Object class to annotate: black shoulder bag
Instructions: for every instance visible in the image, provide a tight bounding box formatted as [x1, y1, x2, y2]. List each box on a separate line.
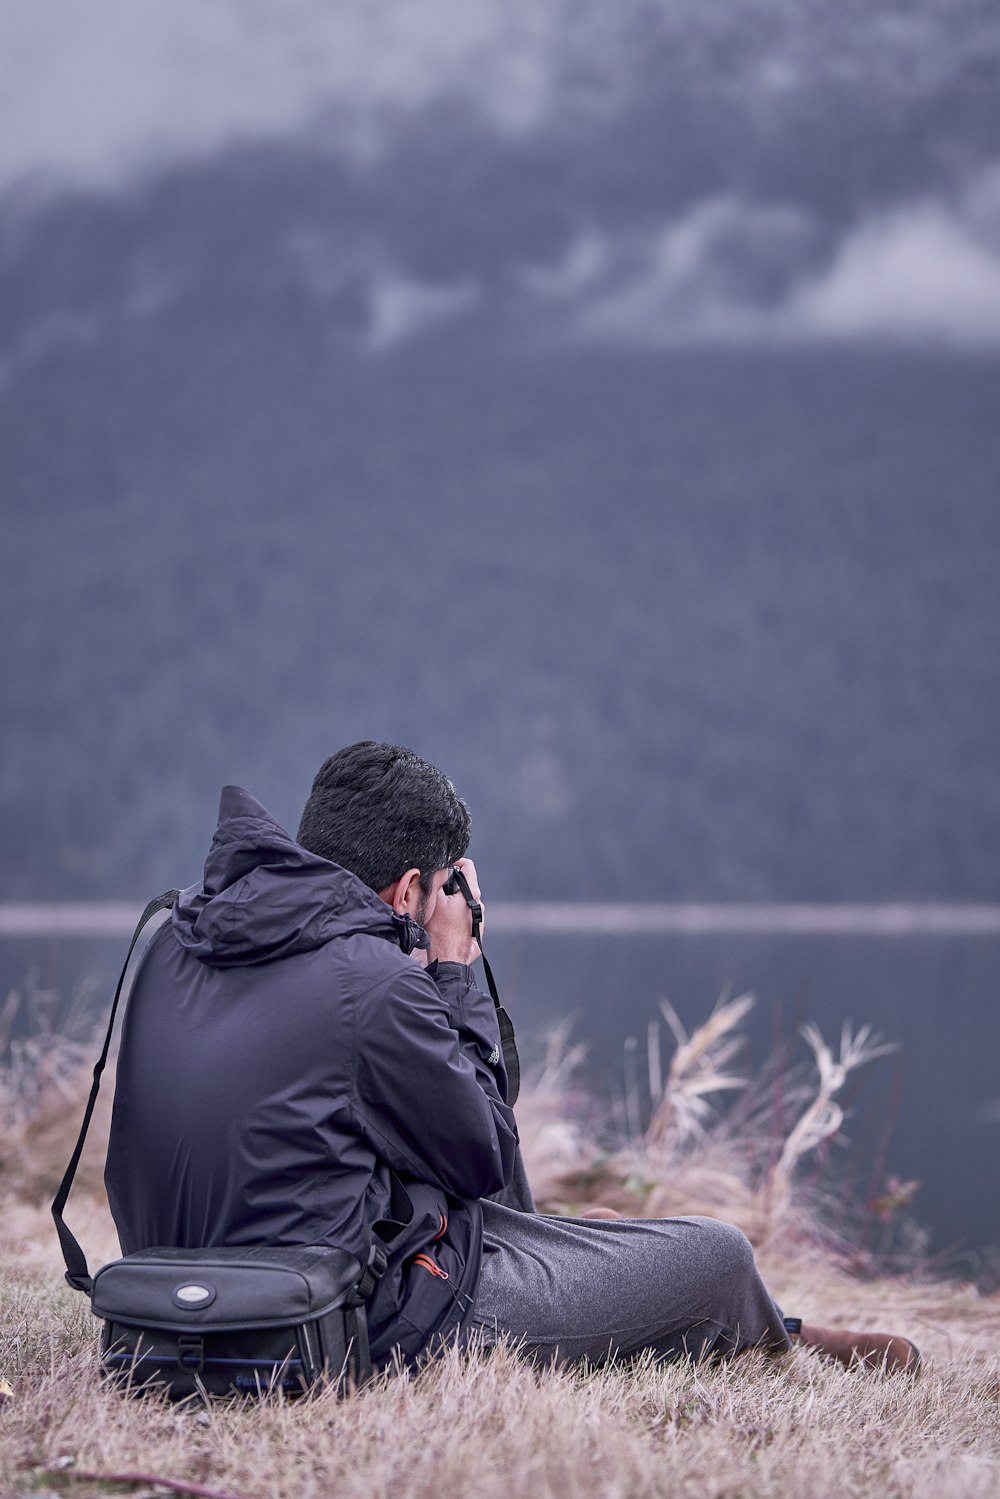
[52, 892, 400, 1400]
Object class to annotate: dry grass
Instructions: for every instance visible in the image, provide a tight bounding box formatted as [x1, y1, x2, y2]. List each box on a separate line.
[2, 1002, 999, 1499]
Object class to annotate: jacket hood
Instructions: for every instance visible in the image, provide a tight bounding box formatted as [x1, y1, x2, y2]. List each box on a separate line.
[172, 785, 427, 967]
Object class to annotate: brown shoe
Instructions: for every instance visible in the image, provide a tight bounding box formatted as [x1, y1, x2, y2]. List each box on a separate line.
[797, 1323, 921, 1374]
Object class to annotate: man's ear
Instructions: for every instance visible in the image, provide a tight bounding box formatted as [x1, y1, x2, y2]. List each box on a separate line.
[379, 867, 422, 916]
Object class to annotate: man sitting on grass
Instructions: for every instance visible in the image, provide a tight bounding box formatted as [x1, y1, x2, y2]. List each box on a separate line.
[105, 741, 919, 1376]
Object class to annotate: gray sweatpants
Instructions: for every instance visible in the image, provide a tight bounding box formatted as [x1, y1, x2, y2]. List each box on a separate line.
[468, 1200, 791, 1367]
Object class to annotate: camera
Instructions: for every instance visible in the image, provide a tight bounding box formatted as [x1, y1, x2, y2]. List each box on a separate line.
[443, 866, 480, 922]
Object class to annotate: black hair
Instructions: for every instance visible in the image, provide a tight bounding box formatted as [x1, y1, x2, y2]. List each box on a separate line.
[296, 741, 471, 893]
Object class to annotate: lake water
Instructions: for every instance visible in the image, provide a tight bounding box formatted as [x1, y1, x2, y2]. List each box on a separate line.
[488, 929, 999, 1272]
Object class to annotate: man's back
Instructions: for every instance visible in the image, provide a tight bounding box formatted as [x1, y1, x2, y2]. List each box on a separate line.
[107, 919, 388, 1256]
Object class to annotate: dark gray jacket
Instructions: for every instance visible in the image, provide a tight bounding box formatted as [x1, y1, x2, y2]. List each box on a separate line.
[104, 786, 520, 1367]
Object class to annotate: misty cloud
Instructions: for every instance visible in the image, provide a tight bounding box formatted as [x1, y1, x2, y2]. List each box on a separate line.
[366, 272, 480, 351]
[557, 199, 818, 343]
[3, 1, 1000, 197]
[783, 203, 1000, 347]
[519, 232, 610, 302]
[539, 181, 1000, 350]
[0, 0, 574, 194]
[5, 4, 1000, 354]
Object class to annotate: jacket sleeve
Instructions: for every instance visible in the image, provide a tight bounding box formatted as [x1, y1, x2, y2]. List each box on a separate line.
[351, 959, 519, 1200]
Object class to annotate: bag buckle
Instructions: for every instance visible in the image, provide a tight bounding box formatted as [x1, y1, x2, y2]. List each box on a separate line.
[353, 1241, 388, 1302]
[176, 1334, 205, 1372]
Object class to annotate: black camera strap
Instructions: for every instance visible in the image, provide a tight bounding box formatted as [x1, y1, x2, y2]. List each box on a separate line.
[53, 890, 180, 1293]
[445, 867, 520, 1106]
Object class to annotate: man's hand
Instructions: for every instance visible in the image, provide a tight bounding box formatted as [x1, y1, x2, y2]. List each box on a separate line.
[424, 857, 483, 967]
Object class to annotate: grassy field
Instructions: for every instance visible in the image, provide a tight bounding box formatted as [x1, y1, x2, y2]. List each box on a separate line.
[2, 1005, 998, 1499]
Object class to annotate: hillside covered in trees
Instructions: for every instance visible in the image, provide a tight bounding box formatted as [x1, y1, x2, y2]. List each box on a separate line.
[3, 286, 998, 906]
